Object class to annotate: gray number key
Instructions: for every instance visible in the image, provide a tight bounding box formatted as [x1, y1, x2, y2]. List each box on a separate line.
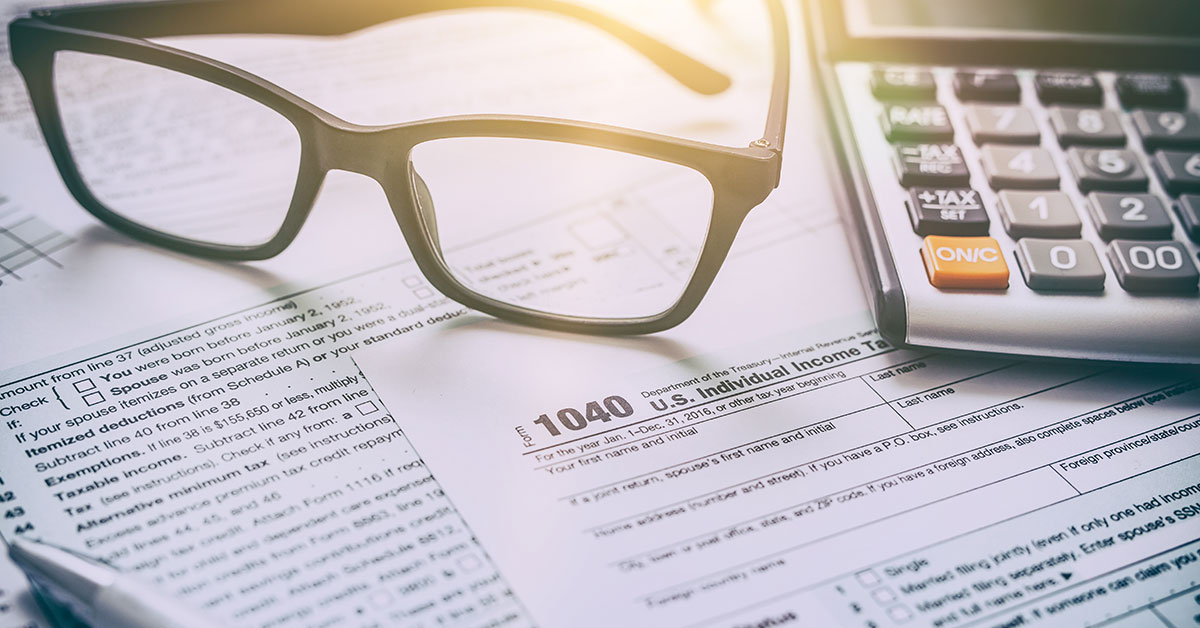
[1152, 150, 1200, 195]
[1016, 239, 1106, 291]
[1132, 110, 1200, 150]
[998, 190, 1081, 238]
[981, 146, 1059, 189]
[1178, 195, 1200, 243]
[1049, 107, 1125, 146]
[965, 106, 1039, 144]
[1086, 192, 1174, 240]
[1067, 148, 1148, 192]
[1106, 240, 1199, 293]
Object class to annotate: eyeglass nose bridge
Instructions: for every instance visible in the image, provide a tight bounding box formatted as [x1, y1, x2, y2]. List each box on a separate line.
[310, 119, 411, 184]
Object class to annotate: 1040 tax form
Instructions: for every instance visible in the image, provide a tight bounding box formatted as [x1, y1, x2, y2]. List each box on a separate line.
[356, 314, 1200, 628]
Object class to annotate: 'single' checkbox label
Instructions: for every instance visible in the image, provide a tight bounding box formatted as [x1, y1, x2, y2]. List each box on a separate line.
[73, 378, 96, 393]
[356, 401, 379, 415]
[82, 391, 105, 406]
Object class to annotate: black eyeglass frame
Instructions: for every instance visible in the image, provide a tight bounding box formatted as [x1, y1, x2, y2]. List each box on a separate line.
[9, 0, 790, 335]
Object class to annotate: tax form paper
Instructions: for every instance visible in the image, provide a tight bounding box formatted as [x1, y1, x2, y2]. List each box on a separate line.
[356, 314, 1200, 628]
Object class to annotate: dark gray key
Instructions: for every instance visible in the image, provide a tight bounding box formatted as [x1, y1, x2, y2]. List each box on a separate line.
[881, 104, 954, 141]
[872, 67, 935, 101]
[907, 188, 989, 235]
[955, 71, 1020, 102]
[1177, 195, 1200, 243]
[1067, 148, 1148, 192]
[1048, 107, 1125, 146]
[894, 143, 970, 187]
[1116, 74, 1186, 109]
[1107, 240, 1199, 293]
[981, 146, 1059, 189]
[965, 106, 1039, 144]
[1152, 150, 1200, 194]
[1086, 193, 1174, 240]
[998, 190, 1081, 238]
[1035, 72, 1102, 105]
[1016, 239, 1106, 291]
[1132, 110, 1200, 150]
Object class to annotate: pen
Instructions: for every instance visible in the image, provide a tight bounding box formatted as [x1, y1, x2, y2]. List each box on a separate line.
[8, 537, 223, 628]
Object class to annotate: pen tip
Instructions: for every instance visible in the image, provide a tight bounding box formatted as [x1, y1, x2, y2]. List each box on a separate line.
[7, 537, 113, 601]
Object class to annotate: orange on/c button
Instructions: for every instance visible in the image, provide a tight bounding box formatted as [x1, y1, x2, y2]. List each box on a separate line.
[921, 236, 1009, 289]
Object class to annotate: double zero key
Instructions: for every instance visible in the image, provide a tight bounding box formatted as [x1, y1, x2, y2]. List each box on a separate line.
[1107, 240, 1199, 293]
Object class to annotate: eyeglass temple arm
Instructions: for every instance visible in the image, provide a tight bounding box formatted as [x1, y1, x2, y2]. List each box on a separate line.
[759, 0, 789, 158]
[32, 0, 732, 96]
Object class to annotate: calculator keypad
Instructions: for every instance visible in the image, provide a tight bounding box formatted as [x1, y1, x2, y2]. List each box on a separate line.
[837, 61, 1200, 359]
[860, 63, 1200, 300]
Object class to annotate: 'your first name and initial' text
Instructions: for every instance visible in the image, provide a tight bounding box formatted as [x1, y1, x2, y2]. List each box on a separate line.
[0, 294, 469, 530]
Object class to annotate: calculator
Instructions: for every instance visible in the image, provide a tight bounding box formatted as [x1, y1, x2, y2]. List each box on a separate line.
[802, 0, 1200, 363]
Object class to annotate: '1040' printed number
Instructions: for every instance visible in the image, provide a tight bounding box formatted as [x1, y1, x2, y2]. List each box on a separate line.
[533, 396, 634, 437]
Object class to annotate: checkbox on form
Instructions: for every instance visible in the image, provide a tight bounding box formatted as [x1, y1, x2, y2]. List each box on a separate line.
[356, 400, 379, 415]
[855, 569, 881, 587]
[82, 392, 105, 406]
[73, 378, 96, 393]
[888, 606, 913, 623]
[457, 554, 482, 573]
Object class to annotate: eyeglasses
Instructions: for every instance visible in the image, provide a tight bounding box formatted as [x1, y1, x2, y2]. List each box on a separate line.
[10, 0, 789, 334]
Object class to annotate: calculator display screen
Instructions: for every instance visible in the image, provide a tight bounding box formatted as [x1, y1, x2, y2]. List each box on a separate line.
[845, 0, 1200, 41]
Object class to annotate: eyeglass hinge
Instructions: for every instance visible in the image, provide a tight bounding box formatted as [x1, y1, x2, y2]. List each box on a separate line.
[750, 138, 782, 155]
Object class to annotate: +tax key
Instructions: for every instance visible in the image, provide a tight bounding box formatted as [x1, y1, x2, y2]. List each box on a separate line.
[908, 187, 990, 236]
